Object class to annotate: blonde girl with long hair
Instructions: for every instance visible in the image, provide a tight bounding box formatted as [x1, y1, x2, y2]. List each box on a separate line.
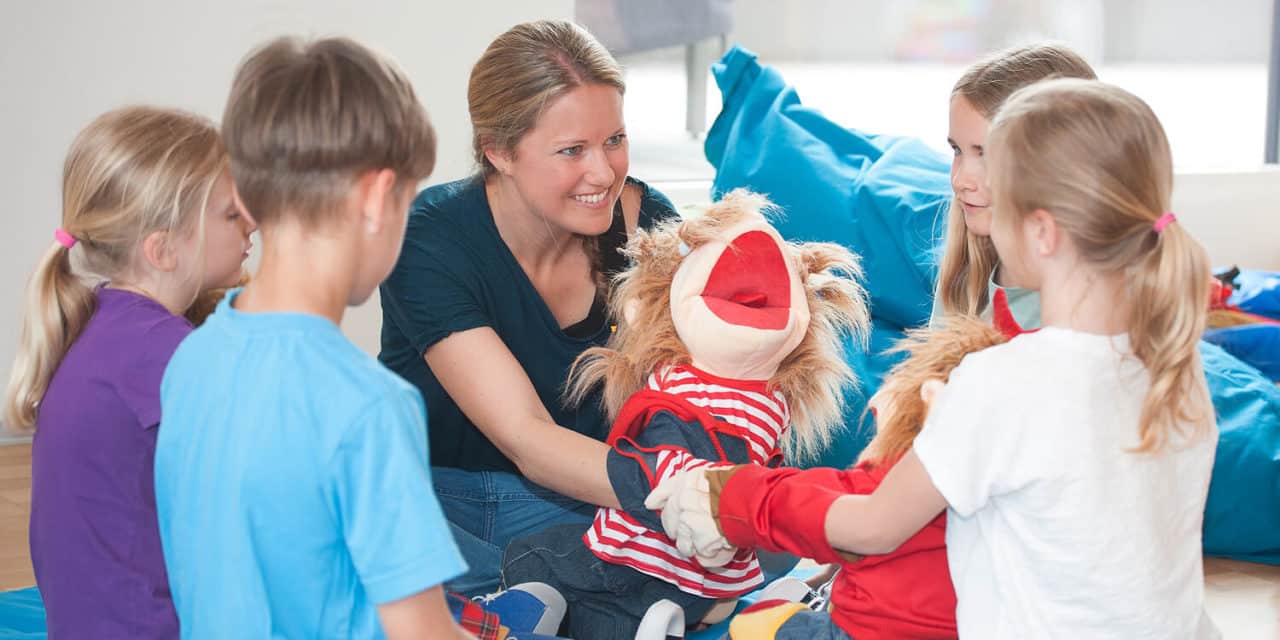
[931, 42, 1096, 325]
[3, 106, 253, 638]
[655, 79, 1220, 638]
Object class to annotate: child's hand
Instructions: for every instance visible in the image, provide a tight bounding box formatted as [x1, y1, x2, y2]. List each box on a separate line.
[645, 466, 738, 567]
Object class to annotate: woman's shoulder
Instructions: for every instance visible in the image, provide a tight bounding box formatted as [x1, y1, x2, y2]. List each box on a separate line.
[410, 176, 487, 222]
[624, 176, 678, 228]
[405, 176, 493, 243]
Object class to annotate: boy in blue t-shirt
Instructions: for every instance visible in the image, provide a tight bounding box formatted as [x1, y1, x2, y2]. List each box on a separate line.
[156, 36, 471, 639]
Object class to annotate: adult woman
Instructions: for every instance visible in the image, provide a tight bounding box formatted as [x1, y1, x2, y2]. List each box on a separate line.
[379, 19, 678, 595]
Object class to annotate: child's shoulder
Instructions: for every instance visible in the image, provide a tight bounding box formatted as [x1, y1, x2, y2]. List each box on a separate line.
[941, 330, 1068, 400]
[86, 289, 192, 360]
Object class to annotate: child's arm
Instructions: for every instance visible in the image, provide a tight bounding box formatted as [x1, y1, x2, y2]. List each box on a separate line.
[648, 463, 865, 564]
[377, 586, 475, 640]
[823, 450, 947, 555]
[426, 327, 621, 508]
[651, 453, 945, 560]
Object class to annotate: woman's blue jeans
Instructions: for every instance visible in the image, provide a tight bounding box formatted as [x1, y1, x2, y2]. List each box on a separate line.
[432, 466, 596, 597]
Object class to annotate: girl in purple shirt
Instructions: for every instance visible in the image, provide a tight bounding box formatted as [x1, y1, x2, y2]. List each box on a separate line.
[2, 106, 254, 638]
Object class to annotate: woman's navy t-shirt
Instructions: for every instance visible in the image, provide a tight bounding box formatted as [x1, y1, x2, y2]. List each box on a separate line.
[379, 176, 678, 473]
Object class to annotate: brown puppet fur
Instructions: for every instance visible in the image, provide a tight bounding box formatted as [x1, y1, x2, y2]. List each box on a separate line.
[857, 315, 1009, 465]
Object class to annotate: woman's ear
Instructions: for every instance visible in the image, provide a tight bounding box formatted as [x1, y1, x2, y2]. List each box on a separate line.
[141, 230, 178, 273]
[484, 145, 514, 177]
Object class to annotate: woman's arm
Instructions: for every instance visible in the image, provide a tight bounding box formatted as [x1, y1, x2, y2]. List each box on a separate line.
[824, 450, 947, 555]
[426, 327, 620, 509]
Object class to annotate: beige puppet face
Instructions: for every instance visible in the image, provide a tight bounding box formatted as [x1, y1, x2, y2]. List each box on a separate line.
[668, 218, 809, 381]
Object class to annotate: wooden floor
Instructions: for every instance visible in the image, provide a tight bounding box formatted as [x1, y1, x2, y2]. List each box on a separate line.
[0, 443, 1277, 636]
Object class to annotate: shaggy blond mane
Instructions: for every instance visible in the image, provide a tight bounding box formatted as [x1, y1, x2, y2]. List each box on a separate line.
[565, 190, 870, 462]
[857, 316, 1008, 465]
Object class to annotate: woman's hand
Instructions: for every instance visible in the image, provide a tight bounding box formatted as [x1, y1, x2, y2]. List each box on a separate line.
[645, 466, 739, 567]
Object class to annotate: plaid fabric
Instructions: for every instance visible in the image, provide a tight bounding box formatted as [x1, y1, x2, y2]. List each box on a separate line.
[447, 592, 507, 640]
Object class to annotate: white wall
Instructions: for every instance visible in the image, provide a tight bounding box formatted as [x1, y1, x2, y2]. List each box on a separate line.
[728, 0, 1272, 63]
[0, 0, 572, 435]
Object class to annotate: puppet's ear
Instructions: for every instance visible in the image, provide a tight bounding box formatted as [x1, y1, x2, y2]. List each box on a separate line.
[920, 379, 945, 410]
[623, 298, 639, 325]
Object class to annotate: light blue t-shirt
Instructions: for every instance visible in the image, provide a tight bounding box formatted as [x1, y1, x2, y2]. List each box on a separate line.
[156, 290, 465, 639]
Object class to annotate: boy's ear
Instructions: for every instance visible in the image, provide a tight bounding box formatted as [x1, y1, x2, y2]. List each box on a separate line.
[141, 230, 178, 273]
[357, 168, 399, 234]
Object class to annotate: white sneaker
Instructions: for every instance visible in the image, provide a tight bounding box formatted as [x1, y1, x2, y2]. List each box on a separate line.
[635, 598, 685, 639]
[757, 576, 829, 612]
[475, 581, 567, 635]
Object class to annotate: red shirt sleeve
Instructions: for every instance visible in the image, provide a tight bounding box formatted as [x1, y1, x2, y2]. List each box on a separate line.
[716, 462, 886, 565]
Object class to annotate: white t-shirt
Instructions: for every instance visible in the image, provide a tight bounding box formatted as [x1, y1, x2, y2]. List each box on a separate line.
[914, 328, 1220, 639]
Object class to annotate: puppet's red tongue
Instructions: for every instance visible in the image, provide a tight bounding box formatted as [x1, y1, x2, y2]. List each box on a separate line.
[701, 230, 791, 330]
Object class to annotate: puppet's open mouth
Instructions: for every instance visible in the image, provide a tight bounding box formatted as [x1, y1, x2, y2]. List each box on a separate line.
[700, 230, 792, 330]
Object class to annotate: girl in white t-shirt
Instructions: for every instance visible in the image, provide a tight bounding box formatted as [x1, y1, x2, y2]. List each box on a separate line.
[652, 78, 1220, 638]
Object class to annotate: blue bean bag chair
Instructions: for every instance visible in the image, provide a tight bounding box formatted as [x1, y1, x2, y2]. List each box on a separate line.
[0, 587, 45, 639]
[1228, 269, 1280, 319]
[705, 44, 1280, 564]
[705, 44, 951, 470]
[1204, 324, 1280, 382]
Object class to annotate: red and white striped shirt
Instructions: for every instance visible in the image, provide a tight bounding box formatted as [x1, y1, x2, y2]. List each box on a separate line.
[584, 364, 790, 598]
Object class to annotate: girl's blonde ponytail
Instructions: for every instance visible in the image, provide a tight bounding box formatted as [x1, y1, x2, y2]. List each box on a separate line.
[3, 243, 95, 429]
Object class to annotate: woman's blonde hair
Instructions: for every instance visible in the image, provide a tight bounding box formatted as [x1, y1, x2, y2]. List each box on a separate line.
[3, 107, 226, 430]
[987, 78, 1213, 452]
[936, 43, 1096, 316]
[468, 19, 624, 177]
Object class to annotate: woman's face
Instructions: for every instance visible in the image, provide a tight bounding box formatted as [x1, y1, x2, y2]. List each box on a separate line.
[948, 95, 993, 236]
[491, 83, 629, 237]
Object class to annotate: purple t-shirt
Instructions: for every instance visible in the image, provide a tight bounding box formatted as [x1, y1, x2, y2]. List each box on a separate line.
[30, 288, 191, 638]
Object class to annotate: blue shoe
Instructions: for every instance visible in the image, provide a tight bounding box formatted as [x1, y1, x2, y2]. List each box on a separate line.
[475, 581, 566, 635]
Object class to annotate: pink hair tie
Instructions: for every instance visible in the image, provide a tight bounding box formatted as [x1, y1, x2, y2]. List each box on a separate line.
[1153, 212, 1177, 233]
[54, 228, 77, 249]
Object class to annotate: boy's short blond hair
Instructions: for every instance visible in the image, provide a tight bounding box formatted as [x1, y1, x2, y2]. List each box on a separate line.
[223, 36, 435, 226]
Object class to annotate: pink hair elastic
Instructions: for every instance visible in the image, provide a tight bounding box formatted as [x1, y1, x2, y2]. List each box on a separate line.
[1153, 212, 1177, 233]
[54, 228, 77, 249]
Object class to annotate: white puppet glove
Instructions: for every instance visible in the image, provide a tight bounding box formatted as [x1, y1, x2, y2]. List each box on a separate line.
[645, 466, 738, 568]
